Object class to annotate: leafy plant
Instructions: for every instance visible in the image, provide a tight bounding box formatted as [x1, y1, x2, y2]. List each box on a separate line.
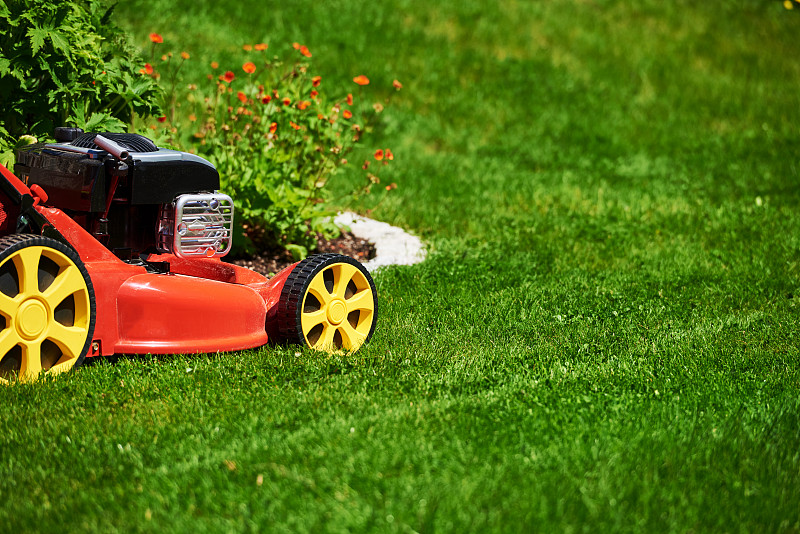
[0, 0, 161, 164]
[142, 39, 400, 257]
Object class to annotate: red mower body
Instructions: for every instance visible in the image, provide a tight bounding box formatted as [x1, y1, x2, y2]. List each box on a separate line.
[0, 130, 377, 381]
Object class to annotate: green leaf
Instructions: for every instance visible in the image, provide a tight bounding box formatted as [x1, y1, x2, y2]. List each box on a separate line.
[284, 244, 308, 261]
[27, 26, 48, 54]
[82, 112, 126, 132]
[0, 149, 15, 168]
[49, 31, 70, 54]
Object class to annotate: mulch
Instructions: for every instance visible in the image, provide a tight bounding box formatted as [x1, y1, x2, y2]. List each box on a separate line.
[226, 231, 375, 276]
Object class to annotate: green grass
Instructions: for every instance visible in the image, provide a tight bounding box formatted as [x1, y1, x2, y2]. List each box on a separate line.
[2, 0, 800, 532]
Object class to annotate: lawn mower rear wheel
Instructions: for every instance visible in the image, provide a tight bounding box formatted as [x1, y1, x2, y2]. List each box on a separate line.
[0, 234, 96, 383]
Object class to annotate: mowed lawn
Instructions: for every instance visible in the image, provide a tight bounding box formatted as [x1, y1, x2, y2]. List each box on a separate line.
[1, 1, 799, 532]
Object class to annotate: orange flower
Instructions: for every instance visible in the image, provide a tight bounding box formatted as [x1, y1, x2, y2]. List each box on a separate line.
[290, 121, 301, 130]
[188, 114, 197, 122]
[220, 71, 235, 83]
[157, 115, 167, 123]
[353, 75, 370, 86]
[310, 90, 319, 99]
[269, 122, 278, 133]
[140, 63, 154, 75]
[312, 76, 322, 87]
[385, 149, 394, 160]
[243, 62, 256, 74]
[243, 44, 253, 51]
[374, 149, 384, 161]
[300, 45, 312, 57]
[211, 61, 219, 69]
[149, 33, 163, 44]
[342, 110, 353, 119]
[292, 42, 301, 50]
[346, 93, 353, 106]
[254, 43, 268, 51]
[393, 79, 403, 90]
[181, 51, 190, 60]
[282, 97, 291, 106]
[262, 95, 272, 104]
[317, 114, 325, 120]
[298, 100, 310, 110]
[237, 91, 247, 103]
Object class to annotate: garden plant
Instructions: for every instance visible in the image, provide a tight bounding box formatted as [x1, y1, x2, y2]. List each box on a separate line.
[0, 0, 798, 532]
[0, 0, 160, 165]
[140, 36, 400, 256]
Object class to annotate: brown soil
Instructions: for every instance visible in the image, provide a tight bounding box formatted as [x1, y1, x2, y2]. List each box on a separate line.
[226, 230, 375, 276]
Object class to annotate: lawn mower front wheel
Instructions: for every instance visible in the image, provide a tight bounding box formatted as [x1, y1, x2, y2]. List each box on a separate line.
[276, 253, 377, 353]
[0, 234, 96, 384]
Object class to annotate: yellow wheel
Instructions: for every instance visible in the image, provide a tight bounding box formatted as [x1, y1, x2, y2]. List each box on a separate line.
[276, 254, 377, 352]
[0, 235, 95, 384]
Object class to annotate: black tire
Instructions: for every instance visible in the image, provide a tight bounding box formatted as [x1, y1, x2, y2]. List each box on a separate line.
[275, 253, 377, 352]
[0, 234, 96, 383]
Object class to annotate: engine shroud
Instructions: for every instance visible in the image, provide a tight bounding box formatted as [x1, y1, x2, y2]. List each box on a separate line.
[12, 132, 227, 259]
[14, 134, 220, 211]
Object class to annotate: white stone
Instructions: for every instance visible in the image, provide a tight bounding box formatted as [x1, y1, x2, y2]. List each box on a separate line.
[334, 212, 426, 272]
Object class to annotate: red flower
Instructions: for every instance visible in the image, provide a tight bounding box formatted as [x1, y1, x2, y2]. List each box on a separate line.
[242, 62, 256, 74]
[237, 91, 247, 103]
[298, 100, 310, 110]
[353, 75, 370, 86]
[220, 71, 235, 83]
[254, 43, 268, 51]
[149, 33, 163, 44]
[393, 79, 403, 90]
[346, 93, 353, 106]
[269, 122, 278, 134]
[282, 97, 291, 106]
[385, 149, 394, 160]
[157, 115, 167, 123]
[140, 63, 154, 75]
[312, 76, 322, 87]
[262, 95, 272, 104]
[310, 90, 319, 99]
[290, 121, 301, 130]
[300, 45, 312, 57]
[342, 110, 352, 119]
[374, 149, 384, 161]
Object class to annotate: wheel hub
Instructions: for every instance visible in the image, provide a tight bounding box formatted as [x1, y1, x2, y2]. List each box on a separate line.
[327, 299, 347, 325]
[16, 299, 48, 340]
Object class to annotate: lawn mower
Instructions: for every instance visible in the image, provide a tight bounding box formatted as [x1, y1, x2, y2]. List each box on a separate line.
[0, 128, 377, 383]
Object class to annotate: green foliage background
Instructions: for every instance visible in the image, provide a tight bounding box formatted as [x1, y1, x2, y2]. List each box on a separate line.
[0, 0, 160, 165]
[0, 0, 798, 532]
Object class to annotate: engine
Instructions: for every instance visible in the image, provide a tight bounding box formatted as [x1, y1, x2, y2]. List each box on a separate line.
[13, 129, 233, 261]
